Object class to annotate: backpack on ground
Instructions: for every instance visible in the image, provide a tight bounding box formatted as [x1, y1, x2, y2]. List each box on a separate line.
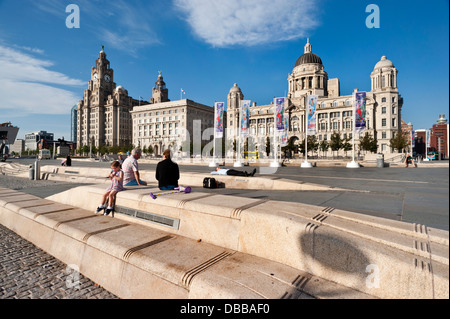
[203, 177, 217, 189]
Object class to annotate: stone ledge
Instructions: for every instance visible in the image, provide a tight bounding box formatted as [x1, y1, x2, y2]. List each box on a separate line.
[0, 186, 373, 299]
[41, 184, 450, 299]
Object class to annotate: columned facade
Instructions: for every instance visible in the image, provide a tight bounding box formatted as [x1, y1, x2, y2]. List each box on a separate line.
[227, 40, 404, 155]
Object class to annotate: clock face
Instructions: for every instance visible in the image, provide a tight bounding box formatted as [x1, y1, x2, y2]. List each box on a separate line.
[93, 73, 98, 81]
[104, 74, 111, 82]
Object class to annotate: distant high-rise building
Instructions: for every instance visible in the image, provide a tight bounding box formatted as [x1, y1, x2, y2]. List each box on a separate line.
[71, 105, 77, 143]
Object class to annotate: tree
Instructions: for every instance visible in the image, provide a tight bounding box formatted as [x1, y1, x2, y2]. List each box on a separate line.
[319, 140, 329, 158]
[342, 137, 352, 156]
[147, 145, 154, 156]
[359, 132, 378, 153]
[329, 132, 343, 157]
[390, 130, 409, 153]
[307, 135, 319, 156]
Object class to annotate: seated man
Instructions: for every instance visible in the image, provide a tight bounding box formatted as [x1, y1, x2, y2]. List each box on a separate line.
[123, 148, 147, 186]
[156, 149, 180, 190]
[211, 166, 256, 177]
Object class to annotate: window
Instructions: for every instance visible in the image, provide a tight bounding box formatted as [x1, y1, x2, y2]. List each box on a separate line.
[392, 118, 396, 127]
[333, 101, 338, 107]
[382, 119, 386, 127]
[382, 132, 386, 139]
[345, 99, 351, 106]
[343, 111, 352, 117]
[332, 122, 339, 130]
[382, 97, 386, 103]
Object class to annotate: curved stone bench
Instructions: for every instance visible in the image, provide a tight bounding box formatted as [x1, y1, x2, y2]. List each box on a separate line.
[42, 184, 449, 299]
[0, 187, 372, 299]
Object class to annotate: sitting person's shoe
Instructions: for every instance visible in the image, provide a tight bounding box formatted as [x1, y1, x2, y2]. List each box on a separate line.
[95, 206, 105, 214]
[250, 168, 256, 177]
[104, 207, 114, 216]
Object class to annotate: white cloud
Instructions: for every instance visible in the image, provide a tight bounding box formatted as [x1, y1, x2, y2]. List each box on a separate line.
[32, 0, 161, 55]
[174, 0, 320, 47]
[0, 45, 84, 115]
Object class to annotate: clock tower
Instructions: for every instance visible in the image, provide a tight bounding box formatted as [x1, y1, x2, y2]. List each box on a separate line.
[90, 45, 115, 107]
[77, 46, 138, 149]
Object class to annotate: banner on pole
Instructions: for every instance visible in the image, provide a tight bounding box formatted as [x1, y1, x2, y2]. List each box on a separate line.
[240, 100, 251, 137]
[411, 130, 415, 148]
[214, 102, 224, 138]
[354, 92, 366, 133]
[306, 95, 317, 135]
[426, 129, 430, 148]
[281, 114, 289, 147]
[275, 97, 285, 131]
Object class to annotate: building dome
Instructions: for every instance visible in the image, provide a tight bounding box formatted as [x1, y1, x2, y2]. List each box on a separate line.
[294, 39, 323, 67]
[374, 56, 394, 70]
[294, 53, 323, 67]
[229, 83, 242, 93]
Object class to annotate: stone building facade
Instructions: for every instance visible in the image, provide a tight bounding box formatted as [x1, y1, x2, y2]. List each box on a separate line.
[76, 47, 140, 149]
[227, 40, 404, 155]
[131, 76, 215, 156]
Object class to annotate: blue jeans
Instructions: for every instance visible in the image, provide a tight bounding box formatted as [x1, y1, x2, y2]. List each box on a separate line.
[124, 179, 144, 186]
[160, 185, 176, 190]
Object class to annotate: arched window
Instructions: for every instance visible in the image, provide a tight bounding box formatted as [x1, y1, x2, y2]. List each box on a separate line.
[333, 101, 338, 107]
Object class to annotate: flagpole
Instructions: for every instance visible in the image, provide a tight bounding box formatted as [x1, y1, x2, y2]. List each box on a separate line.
[270, 97, 281, 167]
[347, 92, 360, 168]
[234, 101, 243, 167]
[301, 94, 313, 168]
[209, 101, 218, 167]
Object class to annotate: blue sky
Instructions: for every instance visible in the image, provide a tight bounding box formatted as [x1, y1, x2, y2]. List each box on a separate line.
[0, 0, 448, 140]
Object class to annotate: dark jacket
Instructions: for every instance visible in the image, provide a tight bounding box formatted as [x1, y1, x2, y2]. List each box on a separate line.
[155, 158, 179, 188]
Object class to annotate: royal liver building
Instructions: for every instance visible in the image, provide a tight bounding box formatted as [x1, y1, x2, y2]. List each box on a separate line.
[227, 40, 403, 155]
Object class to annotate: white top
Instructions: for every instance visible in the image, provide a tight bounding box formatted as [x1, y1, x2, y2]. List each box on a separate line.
[211, 169, 229, 175]
[122, 156, 138, 184]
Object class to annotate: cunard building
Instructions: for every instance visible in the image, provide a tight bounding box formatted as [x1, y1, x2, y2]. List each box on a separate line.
[227, 40, 404, 155]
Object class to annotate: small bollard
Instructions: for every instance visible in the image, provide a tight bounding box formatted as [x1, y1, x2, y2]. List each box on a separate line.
[34, 160, 41, 180]
[376, 153, 384, 168]
[29, 165, 34, 180]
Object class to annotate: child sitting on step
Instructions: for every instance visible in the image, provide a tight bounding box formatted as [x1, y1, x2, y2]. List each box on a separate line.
[95, 160, 124, 216]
